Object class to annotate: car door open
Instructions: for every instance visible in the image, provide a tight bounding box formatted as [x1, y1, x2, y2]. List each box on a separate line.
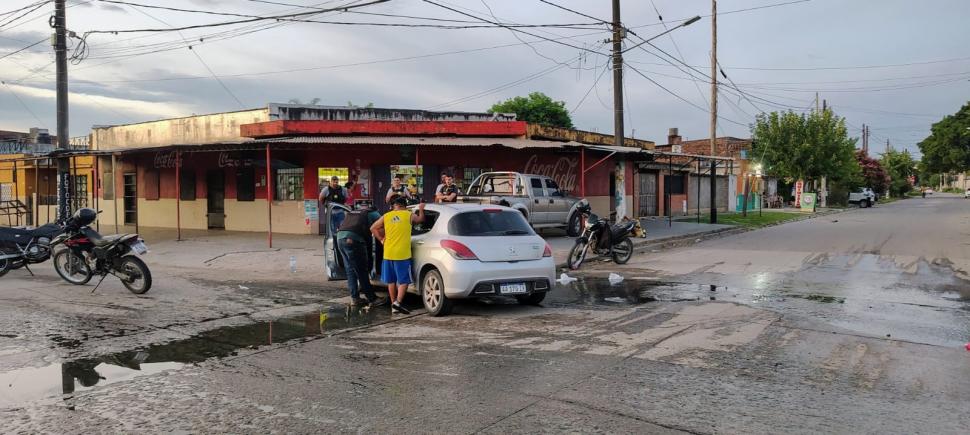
[324, 203, 350, 280]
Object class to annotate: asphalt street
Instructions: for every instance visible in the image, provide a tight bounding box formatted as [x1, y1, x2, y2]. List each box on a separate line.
[1, 194, 968, 433]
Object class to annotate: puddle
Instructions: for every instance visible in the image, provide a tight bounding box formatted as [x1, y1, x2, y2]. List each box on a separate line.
[548, 277, 723, 306]
[0, 305, 386, 409]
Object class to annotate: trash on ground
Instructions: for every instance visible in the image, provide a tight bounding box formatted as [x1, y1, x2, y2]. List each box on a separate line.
[608, 273, 624, 285]
[604, 297, 626, 303]
[557, 273, 578, 285]
[238, 285, 249, 290]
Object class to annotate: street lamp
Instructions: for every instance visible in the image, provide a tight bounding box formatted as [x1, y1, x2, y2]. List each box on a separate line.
[621, 16, 702, 54]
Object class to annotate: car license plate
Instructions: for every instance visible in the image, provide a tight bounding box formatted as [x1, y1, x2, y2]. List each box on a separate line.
[500, 283, 528, 294]
[130, 241, 148, 255]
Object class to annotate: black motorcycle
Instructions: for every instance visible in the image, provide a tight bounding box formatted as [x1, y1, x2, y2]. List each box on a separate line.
[50, 208, 152, 294]
[567, 204, 635, 270]
[0, 222, 63, 277]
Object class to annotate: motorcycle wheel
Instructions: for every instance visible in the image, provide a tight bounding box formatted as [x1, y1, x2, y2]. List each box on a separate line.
[567, 240, 590, 270]
[0, 258, 10, 277]
[53, 250, 92, 285]
[566, 212, 582, 237]
[611, 238, 634, 265]
[118, 256, 152, 294]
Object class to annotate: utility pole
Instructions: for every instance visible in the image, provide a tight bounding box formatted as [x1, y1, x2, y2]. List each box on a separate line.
[708, 0, 718, 223]
[611, 0, 624, 149]
[54, 0, 71, 221]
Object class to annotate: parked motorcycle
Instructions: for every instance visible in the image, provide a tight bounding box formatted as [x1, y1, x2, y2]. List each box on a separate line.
[51, 208, 153, 294]
[0, 222, 63, 277]
[567, 204, 635, 270]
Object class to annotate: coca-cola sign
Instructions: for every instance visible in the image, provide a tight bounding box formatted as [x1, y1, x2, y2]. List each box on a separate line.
[218, 152, 253, 168]
[523, 154, 578, 192]
[153, 151, 182, 169]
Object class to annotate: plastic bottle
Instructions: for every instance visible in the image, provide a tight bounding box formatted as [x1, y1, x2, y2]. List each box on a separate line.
[289, 255, 297, 273]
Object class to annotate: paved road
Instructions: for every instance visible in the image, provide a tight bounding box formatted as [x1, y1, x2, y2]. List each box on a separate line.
[1, 195, 968, 433]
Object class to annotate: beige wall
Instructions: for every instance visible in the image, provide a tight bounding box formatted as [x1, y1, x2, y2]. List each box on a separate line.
[223, 200, 313, 234]
[91, 108, 269, 150]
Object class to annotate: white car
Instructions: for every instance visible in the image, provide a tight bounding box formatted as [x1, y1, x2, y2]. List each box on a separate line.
[965, 188, 970, 199]
[324, 203, 556, 316]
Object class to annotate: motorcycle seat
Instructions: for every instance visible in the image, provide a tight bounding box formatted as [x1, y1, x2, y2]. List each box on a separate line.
[93, 234, 126, 247]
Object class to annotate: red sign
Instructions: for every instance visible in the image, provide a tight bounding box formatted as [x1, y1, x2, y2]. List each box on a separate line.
[794, 180, 804, 206]
[153, 151, 182, 169]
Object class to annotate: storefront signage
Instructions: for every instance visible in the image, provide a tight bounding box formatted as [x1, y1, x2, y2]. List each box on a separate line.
[218, 152, 253, 168]
[794, 179, 804, 207]
[523, 155, 577, 192]
[800, 192, 816, 213]
[318, 167, 349, 185]
[390, 165, 423, 196]
[153, 151, 182, 169]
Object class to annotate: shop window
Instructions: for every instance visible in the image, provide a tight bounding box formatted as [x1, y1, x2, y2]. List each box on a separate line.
[144, 170, 160, 200]
[236, 167, 255, 201]
[460, 167, 490, 193]
[664, 174, 685, 195]
[180, 169, 196, 200]
[275, 168, 304, 201]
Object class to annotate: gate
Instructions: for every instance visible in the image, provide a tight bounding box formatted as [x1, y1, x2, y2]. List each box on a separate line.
[637, 171, 658, 216]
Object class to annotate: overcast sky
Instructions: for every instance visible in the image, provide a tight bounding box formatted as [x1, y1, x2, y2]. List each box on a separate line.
[1, 0, 968, 155]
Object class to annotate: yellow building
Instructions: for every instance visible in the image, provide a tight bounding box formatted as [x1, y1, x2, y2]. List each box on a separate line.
[0, 152, 96, 227]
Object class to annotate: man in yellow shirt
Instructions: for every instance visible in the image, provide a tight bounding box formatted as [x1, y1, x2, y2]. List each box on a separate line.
[370, 196, 425, 314]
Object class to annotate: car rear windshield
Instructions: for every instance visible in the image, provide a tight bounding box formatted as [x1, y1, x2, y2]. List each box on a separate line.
[448, 210, 535, 236]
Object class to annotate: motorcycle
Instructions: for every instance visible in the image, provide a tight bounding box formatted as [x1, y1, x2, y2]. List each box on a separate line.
[567, 204, 635, 270]
[50, 208, 153, 294]
[0, 222, 63, 277]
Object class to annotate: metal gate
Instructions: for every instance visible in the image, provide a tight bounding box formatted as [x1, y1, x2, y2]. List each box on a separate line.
[637, 171, 658, 216]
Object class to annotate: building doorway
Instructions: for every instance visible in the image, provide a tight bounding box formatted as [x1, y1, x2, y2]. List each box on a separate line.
[637, 171, 658, 216]
[206, 170, 225, 229]
[123, 173, 137, 225]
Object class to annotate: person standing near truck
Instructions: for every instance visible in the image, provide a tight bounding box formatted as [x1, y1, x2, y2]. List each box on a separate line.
[320, 176, 348, 231]
[335, 205, 386, 307]
[436, 173, 459, 203]
[370, 196, 424, 314]
[385, 175, 412, 208]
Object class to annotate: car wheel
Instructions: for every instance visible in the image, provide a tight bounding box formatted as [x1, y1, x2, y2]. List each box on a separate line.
[515, 292, 546, 306]
[421, 268, 453, 317]
[566, 212, 582, 237]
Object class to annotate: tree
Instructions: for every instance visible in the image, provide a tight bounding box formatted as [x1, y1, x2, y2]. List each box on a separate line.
[750, 109, 860, 190]
[881, 149, 917, 196]
[856, 151, 889, 195]
[918, 102, 970, 173]
[488, 92, 573, 128]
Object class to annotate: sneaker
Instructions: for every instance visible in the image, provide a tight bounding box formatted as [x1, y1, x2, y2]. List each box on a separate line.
[368, 297, 389, 307]
[391, 303, 401, 314]
[392, 303, 411, 315]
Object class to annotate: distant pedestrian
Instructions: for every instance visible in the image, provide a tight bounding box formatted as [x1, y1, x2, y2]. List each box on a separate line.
[336, 205, 386, 307]
[370, 196, 425, 314]
[320, 176, 348, 231]
[433, 172, 447, 199]
[436, 173, 459, 203]
[344, 180, 356, 206]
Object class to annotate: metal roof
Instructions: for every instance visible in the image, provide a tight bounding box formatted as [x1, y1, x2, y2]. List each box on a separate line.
[252, 135, 584, 149]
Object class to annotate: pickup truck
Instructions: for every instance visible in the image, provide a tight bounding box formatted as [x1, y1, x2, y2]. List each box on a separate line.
[461, 172, 588, 236]
[848, 188, 877, 208]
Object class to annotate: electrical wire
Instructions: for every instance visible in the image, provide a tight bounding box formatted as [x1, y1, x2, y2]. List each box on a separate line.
[570, 59, 611, 114]
[1, 80, 49, 128]
[0, 37, 47, 62]
[624, 62, 747, 127]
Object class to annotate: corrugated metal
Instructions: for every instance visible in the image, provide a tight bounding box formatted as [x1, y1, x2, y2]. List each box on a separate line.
[251, 136, 587, 149]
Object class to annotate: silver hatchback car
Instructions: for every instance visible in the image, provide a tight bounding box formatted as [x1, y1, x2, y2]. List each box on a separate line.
[324, 203, 556, 316]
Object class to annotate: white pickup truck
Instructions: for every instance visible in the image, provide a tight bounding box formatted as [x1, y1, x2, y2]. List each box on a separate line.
[848, 188, 877, 208]
[461, 172, 588, 236]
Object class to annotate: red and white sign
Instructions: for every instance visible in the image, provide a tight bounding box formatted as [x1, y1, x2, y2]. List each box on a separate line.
[523, 155, 578, 192]
[794, 180, 804, 207]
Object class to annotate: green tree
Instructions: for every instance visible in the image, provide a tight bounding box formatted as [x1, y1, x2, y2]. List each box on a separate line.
[750, 109, 860, 190]
[881, 149, 917, 196]
[918, 102, 970, 173]
[488, 92, 573, 128]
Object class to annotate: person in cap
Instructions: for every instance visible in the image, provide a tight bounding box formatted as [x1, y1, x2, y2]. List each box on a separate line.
[370, 196, 424, 314]
[336, 205, 386, 307]
[320, 176, 349, 232]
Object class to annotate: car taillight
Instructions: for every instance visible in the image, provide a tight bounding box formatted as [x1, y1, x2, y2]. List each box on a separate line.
[440, 240, 478, 260]
[542, 243, 552, 257]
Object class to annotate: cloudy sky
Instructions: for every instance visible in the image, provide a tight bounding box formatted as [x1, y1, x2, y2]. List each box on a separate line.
[1, 0, 968, 155]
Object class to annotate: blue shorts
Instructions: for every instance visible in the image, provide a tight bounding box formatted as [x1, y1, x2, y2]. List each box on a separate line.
[382, 259, 413, 285]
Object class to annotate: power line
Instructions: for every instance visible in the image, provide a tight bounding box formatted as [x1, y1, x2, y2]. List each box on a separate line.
[0, 1, 49, 31]
[536, 0, 610, 25]
[0, 37, 47, 62]
[1, 80, 48, 128]
[625, 62, 746, 127]
[571, 60, 611, 113]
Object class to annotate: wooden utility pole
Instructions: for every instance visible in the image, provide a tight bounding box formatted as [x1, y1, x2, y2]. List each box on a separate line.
[54, 0, 71, 221]
[611, 0, 624, 148]
[708, 0, 718, 223]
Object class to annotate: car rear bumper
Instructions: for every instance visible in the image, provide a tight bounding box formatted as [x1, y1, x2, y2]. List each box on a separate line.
[440, 257, 556, 298]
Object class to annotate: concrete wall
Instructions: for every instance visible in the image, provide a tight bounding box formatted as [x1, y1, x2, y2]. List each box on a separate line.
[92, 109, 269, 150]
[687, 175, 729, 213]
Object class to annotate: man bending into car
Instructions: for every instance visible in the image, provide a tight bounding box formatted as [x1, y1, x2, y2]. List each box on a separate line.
[370, 196, 424, 314]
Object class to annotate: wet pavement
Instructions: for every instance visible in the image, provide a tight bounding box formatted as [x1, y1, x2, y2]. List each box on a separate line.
[1, 195, 969, 433]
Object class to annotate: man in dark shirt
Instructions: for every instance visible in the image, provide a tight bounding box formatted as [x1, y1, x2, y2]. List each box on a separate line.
[436, 173, 459, 203]
[335, 206, 386, 307]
